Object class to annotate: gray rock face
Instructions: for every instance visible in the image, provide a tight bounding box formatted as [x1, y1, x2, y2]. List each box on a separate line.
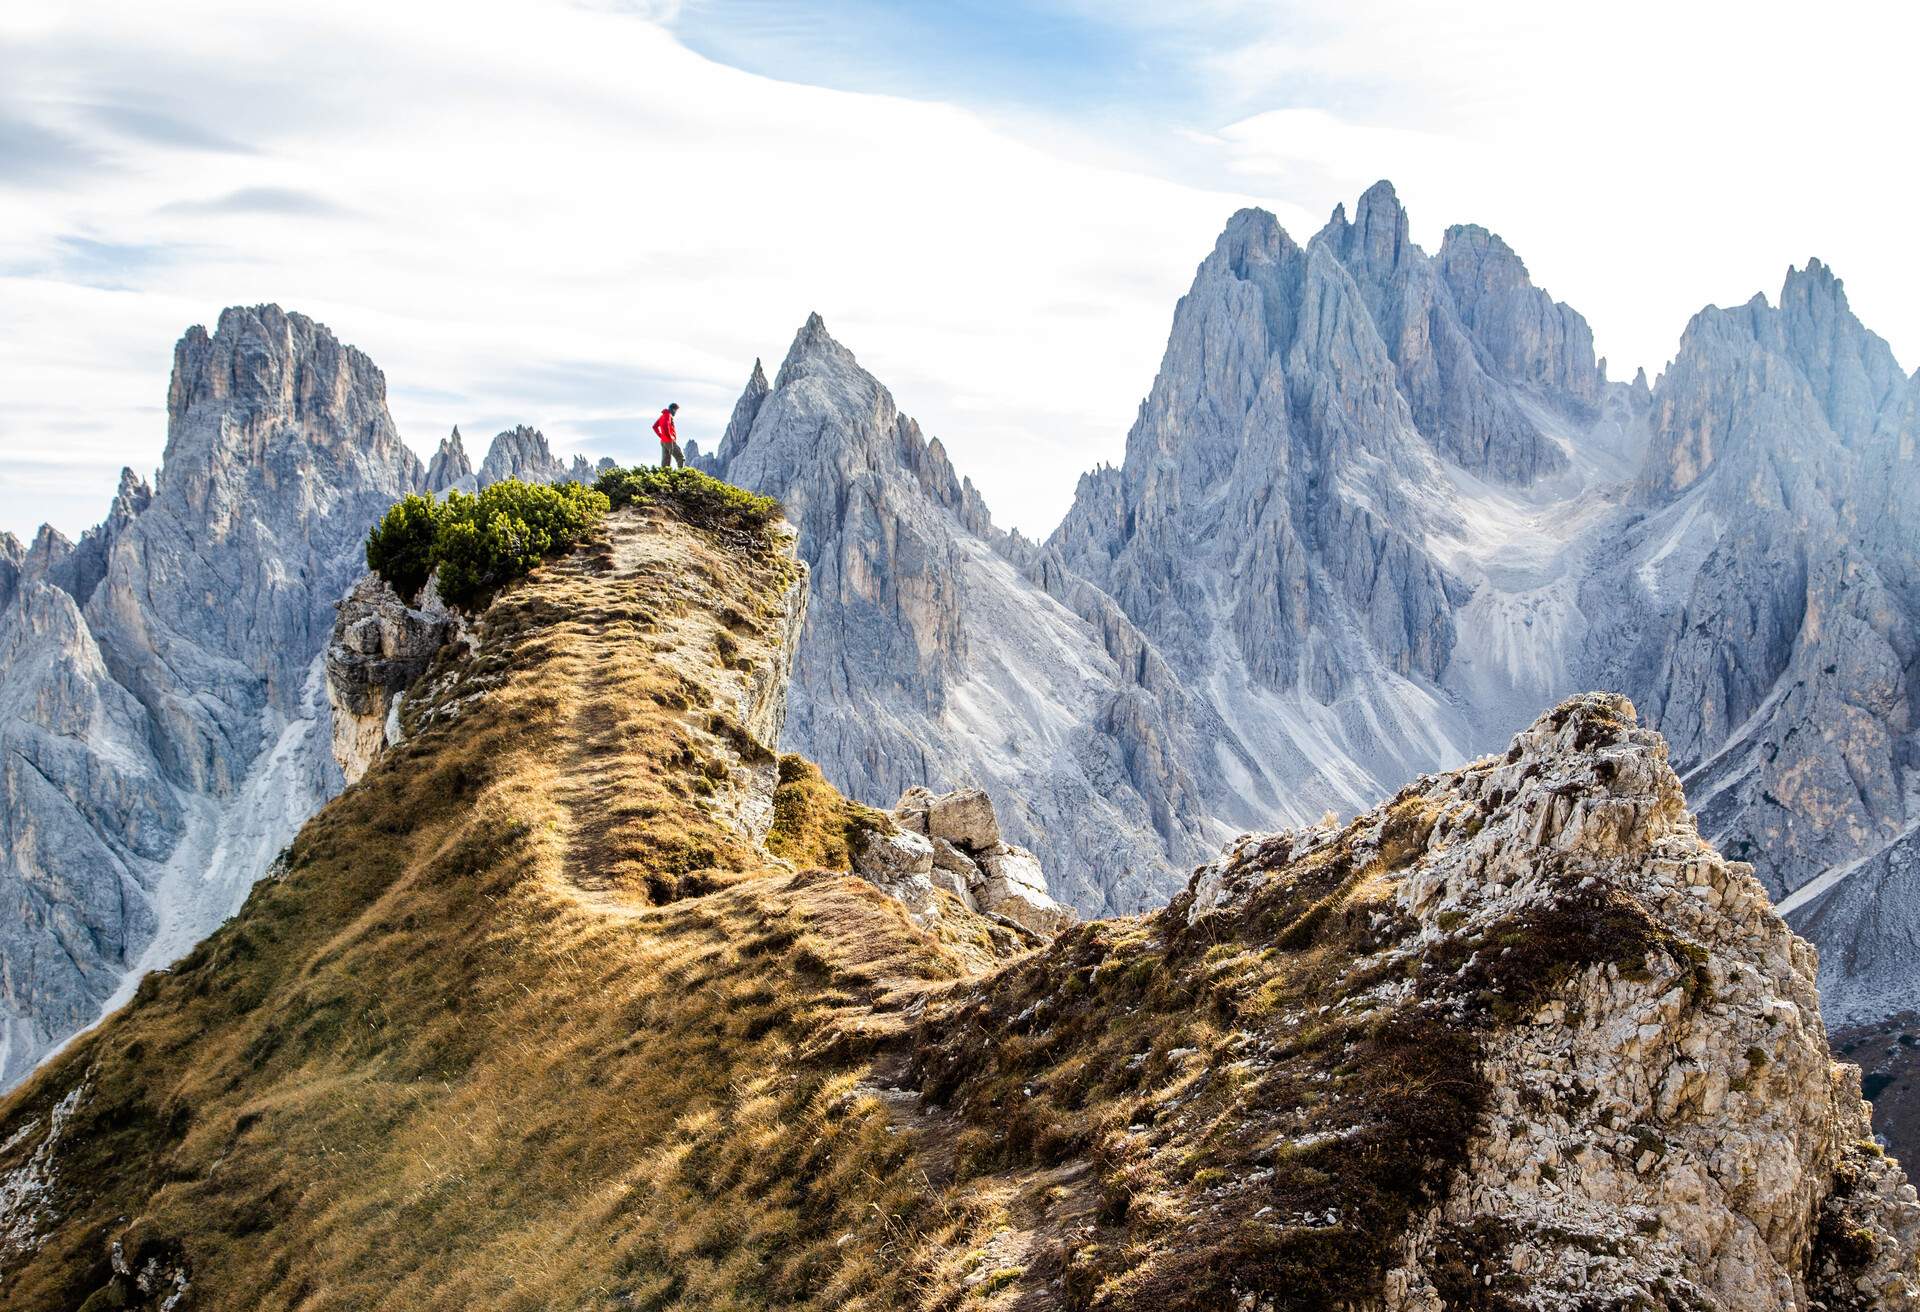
[1577, 260, 1920, 1026]
[719, 187, 1919, 1055]
[475, 424, 568, 486]
[324, 574, 459, 784]
[1315, 182, 1576, 483]
[1436, 222, 1605, 412]
[425, 426, 474, 492]
[0, 304, 422, 1086]
[712, 315, 1225, 914]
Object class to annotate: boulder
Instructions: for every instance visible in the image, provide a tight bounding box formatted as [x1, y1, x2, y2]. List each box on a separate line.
[976, 844, 1074, 935]
[853, 828, 933, 886]
[927, 787, 1000, 852]
[892, 786, 936, 836]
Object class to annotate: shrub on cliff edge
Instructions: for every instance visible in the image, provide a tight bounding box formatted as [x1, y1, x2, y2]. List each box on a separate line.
[366, 479, 609, 608]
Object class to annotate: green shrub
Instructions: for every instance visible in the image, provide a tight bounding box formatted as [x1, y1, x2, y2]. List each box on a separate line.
[365, 479, 609, 609]
[592, 466, 780, 533]
[365, 493, 440, 601]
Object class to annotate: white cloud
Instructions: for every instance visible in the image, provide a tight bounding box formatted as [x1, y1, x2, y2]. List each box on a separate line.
[2, 0, 1916, 544]
[1181, 0, 1920, 385]
[0, 0, 1254, 540]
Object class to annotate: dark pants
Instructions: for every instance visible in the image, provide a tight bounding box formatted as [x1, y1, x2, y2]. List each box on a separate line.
[659, 439, 686, 469]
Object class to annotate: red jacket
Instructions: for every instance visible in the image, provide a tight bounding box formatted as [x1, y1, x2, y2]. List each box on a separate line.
[653, 409, 677, 443]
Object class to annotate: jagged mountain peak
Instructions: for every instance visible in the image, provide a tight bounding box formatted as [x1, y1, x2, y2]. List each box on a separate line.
[167, 303, 384, 428]
[775, 311, 861, 388]
[476, 424, 568, 486]
[424, 426, 473, 492]
[716, 357, 773, 467]
[1209, 205, 1298, 274]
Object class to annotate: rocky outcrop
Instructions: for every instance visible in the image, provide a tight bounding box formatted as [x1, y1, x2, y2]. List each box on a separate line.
[323, 574, 460, 784]
[424, 426, 473, 492]
[866, 785, 1075, 934]
[1368, 695, 1917, 1309]
[475, 424, 568, 486]
[0, 304, 422, 1087]
[912, 695, 1920, 1309]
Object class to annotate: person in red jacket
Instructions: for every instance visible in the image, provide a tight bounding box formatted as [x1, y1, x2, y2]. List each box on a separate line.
[653, 402, 685, 468]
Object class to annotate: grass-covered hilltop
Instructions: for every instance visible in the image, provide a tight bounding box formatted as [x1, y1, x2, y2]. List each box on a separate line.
[0, 472, 1914, 1311]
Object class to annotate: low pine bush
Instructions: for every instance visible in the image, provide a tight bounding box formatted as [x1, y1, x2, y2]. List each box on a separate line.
[365, 478, 609, 608]
[364, 493, 439, 601]
[593, 465, 781, 533]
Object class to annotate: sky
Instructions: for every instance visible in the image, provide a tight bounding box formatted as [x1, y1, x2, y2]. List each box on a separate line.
[3, 0, 1917, 543]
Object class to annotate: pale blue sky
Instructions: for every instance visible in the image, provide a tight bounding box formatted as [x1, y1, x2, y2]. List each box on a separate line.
[3, 0, 1916, 544]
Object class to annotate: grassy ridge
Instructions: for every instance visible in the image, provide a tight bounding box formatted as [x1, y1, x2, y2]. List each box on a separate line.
[0, 508, 991, 1311]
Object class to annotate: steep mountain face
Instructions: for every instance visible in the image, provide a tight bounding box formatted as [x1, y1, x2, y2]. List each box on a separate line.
[0, 305, 421, 1086]
[424, 425, 474, 491]
[1577, 262, 1920, 1026]
[710, 316, 1228, 913]
[1049, 184, 1627, 846]
[1, 527, 1910, 1312]
[475, 422, 568, 486]
[1042, 188, 1920, 1038]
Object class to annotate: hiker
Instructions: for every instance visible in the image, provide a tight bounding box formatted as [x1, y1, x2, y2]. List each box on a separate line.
[654, 402, 686, 468]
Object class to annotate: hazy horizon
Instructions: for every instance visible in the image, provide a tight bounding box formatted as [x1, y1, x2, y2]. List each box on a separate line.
[5, 0, 1916, 543]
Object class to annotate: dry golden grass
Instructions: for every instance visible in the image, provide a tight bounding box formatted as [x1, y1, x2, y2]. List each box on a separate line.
[0, 507, 1020, 1312]
[0, 509, 1667, 1312]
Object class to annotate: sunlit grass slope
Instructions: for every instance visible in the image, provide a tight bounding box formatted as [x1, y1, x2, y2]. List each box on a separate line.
[0, 504, 1012, 1311]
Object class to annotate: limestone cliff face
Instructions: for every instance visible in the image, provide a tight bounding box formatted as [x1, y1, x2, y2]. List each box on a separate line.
[0, 305, 421, 1087]
[1578, 261, 1920, 1026]
[323, 575, 461, 785]
[711, 315, 1224, 914]
[911, 696, 1920, 1310]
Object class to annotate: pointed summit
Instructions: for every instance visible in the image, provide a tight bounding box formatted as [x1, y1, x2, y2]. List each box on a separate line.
[426, 425, 473, 492]
[776, 312, 859, 388]
[1772, 257, 1906, 436]
[717, 357, 772, 466]
[478, 425, 567, 487]
[1210, 207, 1294, 276]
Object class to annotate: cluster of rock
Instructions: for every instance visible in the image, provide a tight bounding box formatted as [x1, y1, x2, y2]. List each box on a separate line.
[426, 422, 615, 494]
[851, 785, 1074, 936]
[323, 574, 463, 784]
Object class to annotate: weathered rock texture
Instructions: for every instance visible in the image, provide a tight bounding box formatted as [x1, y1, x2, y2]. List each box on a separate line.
[911, 695, 1920, 1309]
[711, 315, 1228, 914]
[855, 785, 1075, 935]
[0, 305, 421, 1087]
[323, 574, 460, 784]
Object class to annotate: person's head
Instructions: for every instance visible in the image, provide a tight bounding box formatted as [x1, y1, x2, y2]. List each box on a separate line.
[667, 402, 679, 414]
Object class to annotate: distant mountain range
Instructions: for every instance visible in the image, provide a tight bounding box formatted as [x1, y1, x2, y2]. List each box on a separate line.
[710, 182, 1920, 1042]
[2, 180, 1916, 1097]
